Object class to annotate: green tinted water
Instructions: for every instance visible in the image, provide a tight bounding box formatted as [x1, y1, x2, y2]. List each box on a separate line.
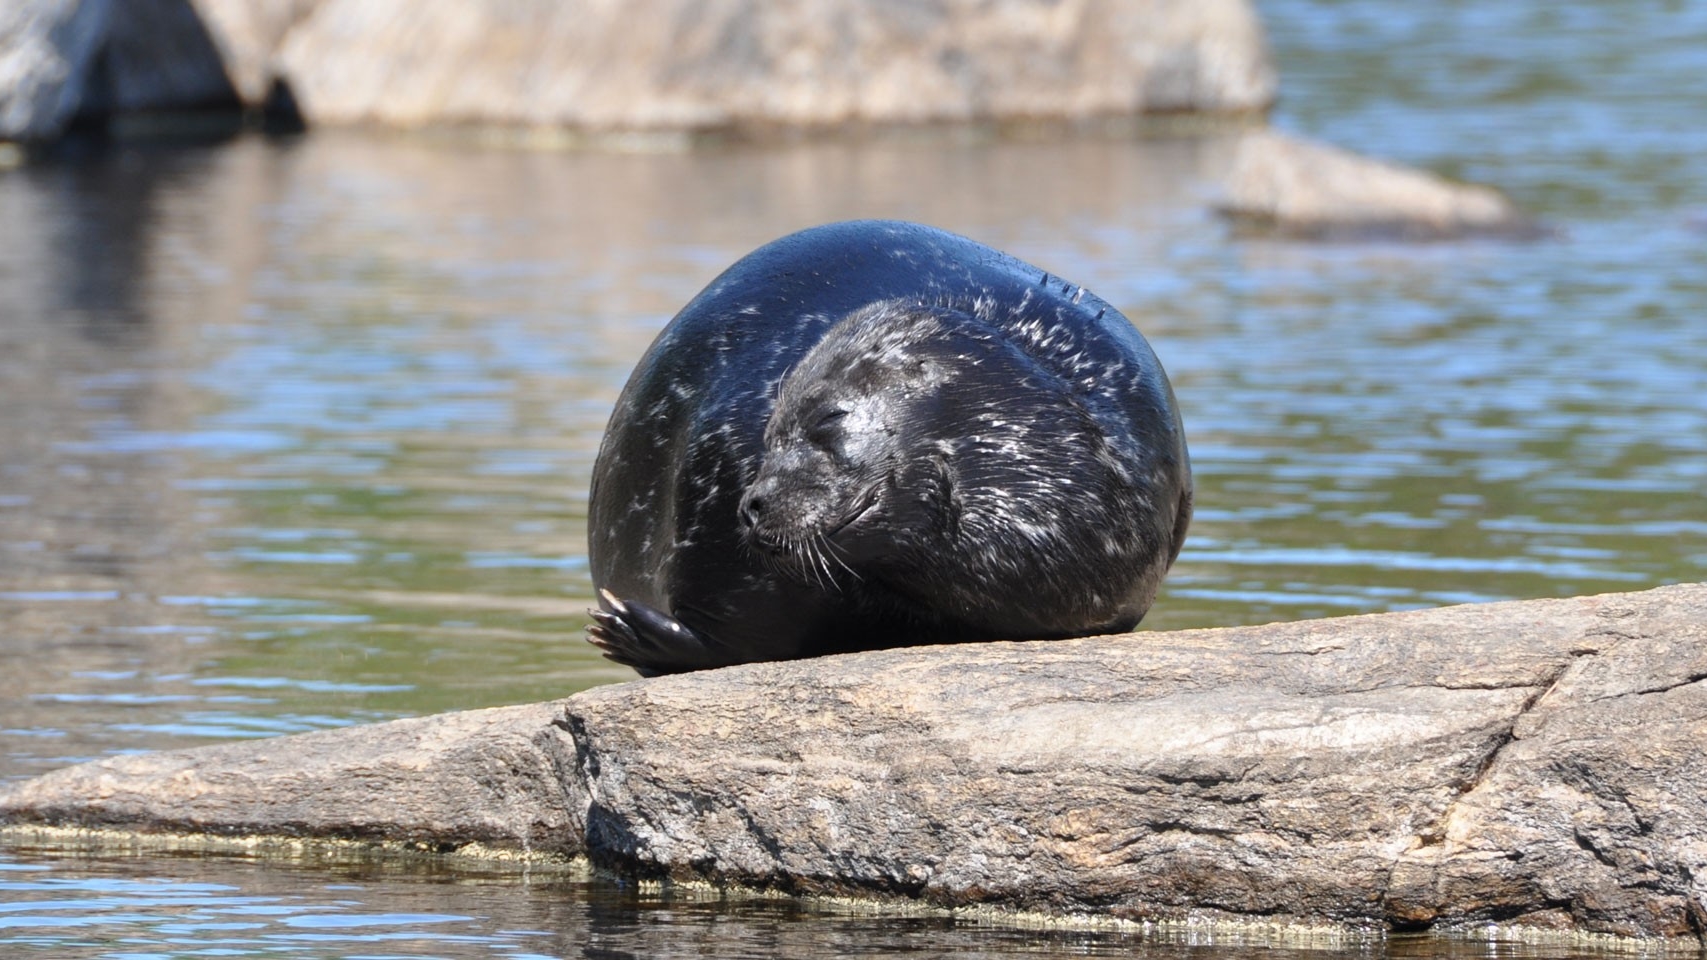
[2, 1, 1705, 956]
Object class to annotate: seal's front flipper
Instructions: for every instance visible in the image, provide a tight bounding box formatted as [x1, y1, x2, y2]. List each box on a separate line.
[586, 589, 719, 677]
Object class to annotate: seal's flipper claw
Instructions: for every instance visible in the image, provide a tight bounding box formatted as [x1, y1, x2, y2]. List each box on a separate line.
[597, 588, 628, 616]
[586, 608, 638, 654]
[584, 591, 715, 675]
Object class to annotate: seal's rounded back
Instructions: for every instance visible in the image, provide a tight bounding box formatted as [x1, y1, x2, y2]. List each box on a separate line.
[588, 220, 1190, 675]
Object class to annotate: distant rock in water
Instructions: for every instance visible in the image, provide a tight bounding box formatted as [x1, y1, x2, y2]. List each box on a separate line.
[1214, 129, 1544, 241]
[0, 2, 1538, 244]
[267, 0, 1277, 132]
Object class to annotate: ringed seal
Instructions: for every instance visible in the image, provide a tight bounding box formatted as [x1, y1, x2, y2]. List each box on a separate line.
[587, 220, 1191, 676]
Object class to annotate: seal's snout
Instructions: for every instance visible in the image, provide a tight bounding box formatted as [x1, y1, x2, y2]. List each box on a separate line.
[740, 471, 826, 548]
[739, 479, 780, 545]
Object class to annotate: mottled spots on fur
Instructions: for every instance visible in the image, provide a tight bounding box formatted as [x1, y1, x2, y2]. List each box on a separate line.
[587, 220, 1190, 675]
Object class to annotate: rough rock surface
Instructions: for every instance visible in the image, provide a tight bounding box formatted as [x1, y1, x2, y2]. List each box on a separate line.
[101, 0, 241, 113]
[5, 583, 1704, 941]
[270, 0, 1276, 131]
[189, 0, 321, 105]
[0, 0, 238, 141]
[0, 701, 582, 856]
[0, 0, 108, 141]
[0, 1, 1531, 243]
[1215, 129, 1541, 240]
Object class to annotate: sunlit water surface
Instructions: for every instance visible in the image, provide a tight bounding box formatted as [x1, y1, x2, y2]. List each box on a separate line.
[2, 1, 1705, 956]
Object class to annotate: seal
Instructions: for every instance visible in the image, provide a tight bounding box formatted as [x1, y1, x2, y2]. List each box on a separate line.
[586, 220, 1191, 676]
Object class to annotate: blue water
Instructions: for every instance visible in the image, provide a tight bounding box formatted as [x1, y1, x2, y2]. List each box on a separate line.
[2, 1, 1705, 955]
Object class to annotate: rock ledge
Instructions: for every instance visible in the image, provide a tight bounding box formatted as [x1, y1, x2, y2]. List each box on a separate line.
[5, 583, 1706, 943]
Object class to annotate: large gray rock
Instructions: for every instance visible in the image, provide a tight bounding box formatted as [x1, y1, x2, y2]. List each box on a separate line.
[6, 583, 1704, 941]
[0, 0, 1275, 141]
[100, 0, 240, 115]
[0, 0, 108, 140]
[0, 0, 1531, 243]
[0, 0, 237, 141]
[564, 583, 1707, 939]
[190, 0, 321, 105]
[270, 0, 1276, 132]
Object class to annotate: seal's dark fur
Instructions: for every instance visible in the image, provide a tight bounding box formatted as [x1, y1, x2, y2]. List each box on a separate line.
[587, 220, 1191, 676]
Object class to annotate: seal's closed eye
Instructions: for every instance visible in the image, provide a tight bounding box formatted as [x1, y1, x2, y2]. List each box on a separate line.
[805, 409, 848, 446]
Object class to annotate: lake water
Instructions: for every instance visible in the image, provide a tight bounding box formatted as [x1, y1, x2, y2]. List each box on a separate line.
[3, 1, 1705, 956]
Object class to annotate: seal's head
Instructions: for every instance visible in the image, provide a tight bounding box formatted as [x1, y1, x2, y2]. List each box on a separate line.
[737, 301, 949, 575]
[738, 299, 1173, 638]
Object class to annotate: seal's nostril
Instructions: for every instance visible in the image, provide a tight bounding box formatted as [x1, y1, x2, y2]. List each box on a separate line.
[741, 494, 765, 526]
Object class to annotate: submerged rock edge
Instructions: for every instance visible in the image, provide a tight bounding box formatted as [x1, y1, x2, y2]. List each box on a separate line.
[0, 821, 587, 869]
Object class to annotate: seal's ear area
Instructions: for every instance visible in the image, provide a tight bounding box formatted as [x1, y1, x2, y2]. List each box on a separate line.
[920, 453, 963, 538]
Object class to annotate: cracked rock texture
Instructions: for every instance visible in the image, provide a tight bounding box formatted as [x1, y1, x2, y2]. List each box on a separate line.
[4, 583, 1705, 940]
[0, 701, 582, 856]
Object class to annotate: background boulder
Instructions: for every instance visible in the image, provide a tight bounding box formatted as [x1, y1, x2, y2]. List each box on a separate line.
[0, 0, 1276, 140]
[0, 0, 110, 141]
[268, 0, 1275, 131]
[0, 0, 238, 141]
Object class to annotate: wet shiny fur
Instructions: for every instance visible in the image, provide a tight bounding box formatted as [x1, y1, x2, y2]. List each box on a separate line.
[587, 221, 1191, 675]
